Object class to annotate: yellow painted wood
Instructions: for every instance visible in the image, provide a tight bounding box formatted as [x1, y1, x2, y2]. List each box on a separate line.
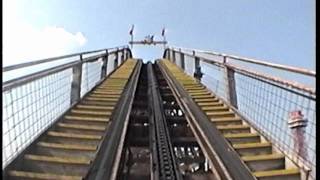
[92, 91, 122, 95]
[216, 124, 250, 130]
[188, 91, 211, 95]
[241, 154, 284, 162]
[194, 98, 220, 103]
[37, 142, 97, 151]
[86, 97, 119, 102]
[224, 133, 259, 138]
[253, 169, 300, 177]
[81, 100, 117, 106]
[233, 142, 271, 149]
[201, 106, 229, 111]
[8, 170, 83, 180]
[76, 105, 114, 111]
[70, 109, 112, 116]
[206, 111, 234, 116]
[65, 115, 109, 122]
[89, 94, 121, 98]
[47, 131, 102, 140]
[190, 94, 214, 99]
[210, 117, 242, 122]
[197, 102, 224, 106]
[24, 154, 91, 165]
[57, 123, 106, 131]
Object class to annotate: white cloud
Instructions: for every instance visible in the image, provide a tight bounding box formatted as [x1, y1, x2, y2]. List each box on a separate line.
[3, 1, 87, 66]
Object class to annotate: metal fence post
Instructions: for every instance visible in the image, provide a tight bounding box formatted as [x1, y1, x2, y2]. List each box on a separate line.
[101, 50, 108, 80]
[70, 55, 83, 105]
[121, 49, 125, 64]
[223, 56, 238, 108]
[193, 51, 203, 81]
[167, 49, 171, 60]
[123, 49, 127, 60]
[172, 50, 176, 64]
[179, 49, 185, 70]
[114, 48, 119, 70]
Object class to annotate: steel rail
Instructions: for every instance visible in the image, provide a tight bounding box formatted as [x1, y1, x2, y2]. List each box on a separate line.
[157, 60, 257, 180]
[226, 63, 316, 95]
[2, 61, 80, 92]
[168, 46, 315, 77]
[163, 49, 315, 95]
[3, 48, 132, 92]
[148, 62, 183, 180]
[3, 45, 128, 72]
[86, 60, 142, 180]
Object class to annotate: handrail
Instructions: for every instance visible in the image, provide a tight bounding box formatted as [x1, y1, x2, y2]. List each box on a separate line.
[3, 45, 129, 72]
[3, 46, 131, 92]
[166, 48, 315, 95]
[169, 46, 315, 77]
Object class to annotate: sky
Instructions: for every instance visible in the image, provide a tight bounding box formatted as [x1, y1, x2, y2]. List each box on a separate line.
[3, 0, 315, 70]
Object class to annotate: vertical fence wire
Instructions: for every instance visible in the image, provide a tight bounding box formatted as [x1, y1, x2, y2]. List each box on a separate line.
[80, 58, 103, 97]
[2, 69, 72, 167]
[184, 55, 195, 77]
[107, 54, 116, 75]
[234, 73, 315, 179]
[169, 49, 316, 179]
[200, 61, 227, 101]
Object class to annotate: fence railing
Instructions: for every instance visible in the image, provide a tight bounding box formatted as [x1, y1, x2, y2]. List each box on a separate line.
[2, 45, 132, 168]
[163, 46, 316, 180]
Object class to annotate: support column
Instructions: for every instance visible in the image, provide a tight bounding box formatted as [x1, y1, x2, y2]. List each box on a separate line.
[223, 56, 238, 108]
[70, 55, 83, 105]
[288, 110, 308, 160]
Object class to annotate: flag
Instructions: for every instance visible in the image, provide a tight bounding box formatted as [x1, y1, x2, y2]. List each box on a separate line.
[161, 28, 165, 36]
[129, 25, 134, 35]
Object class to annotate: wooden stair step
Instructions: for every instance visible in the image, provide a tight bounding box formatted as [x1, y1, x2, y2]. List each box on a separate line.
[70, 110, 112, 116]
[197, 102, 224, 107]
[85, 97, 119, 102]
[217, 124, 250, 130]
[47, 131, 102, 140]
[188, 91, 211, 95]
[81, 100, 117, 106]
[243, 154, 286, 172]
[194, 98, 220, 103]
[76, 105, 114, 110]
[206, 111, 235, 117]
[211, 117, 242, 122]
[191, 94, 215, 99]
[253, 169, 300, 178]
[224, 133, 259, 138]
[242, 154, 284, 162]
[57, 123, 106, 131]
[233, 142, 271, 149]
[201, 106, 229, 111]
[24, 154, 91, 165]
[37, 142, 97, 151]
[89, 94, 121, 98]
[91, 91, 122, 95]
[8, 170, 83, 180]
[65, 115, 109, 122]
